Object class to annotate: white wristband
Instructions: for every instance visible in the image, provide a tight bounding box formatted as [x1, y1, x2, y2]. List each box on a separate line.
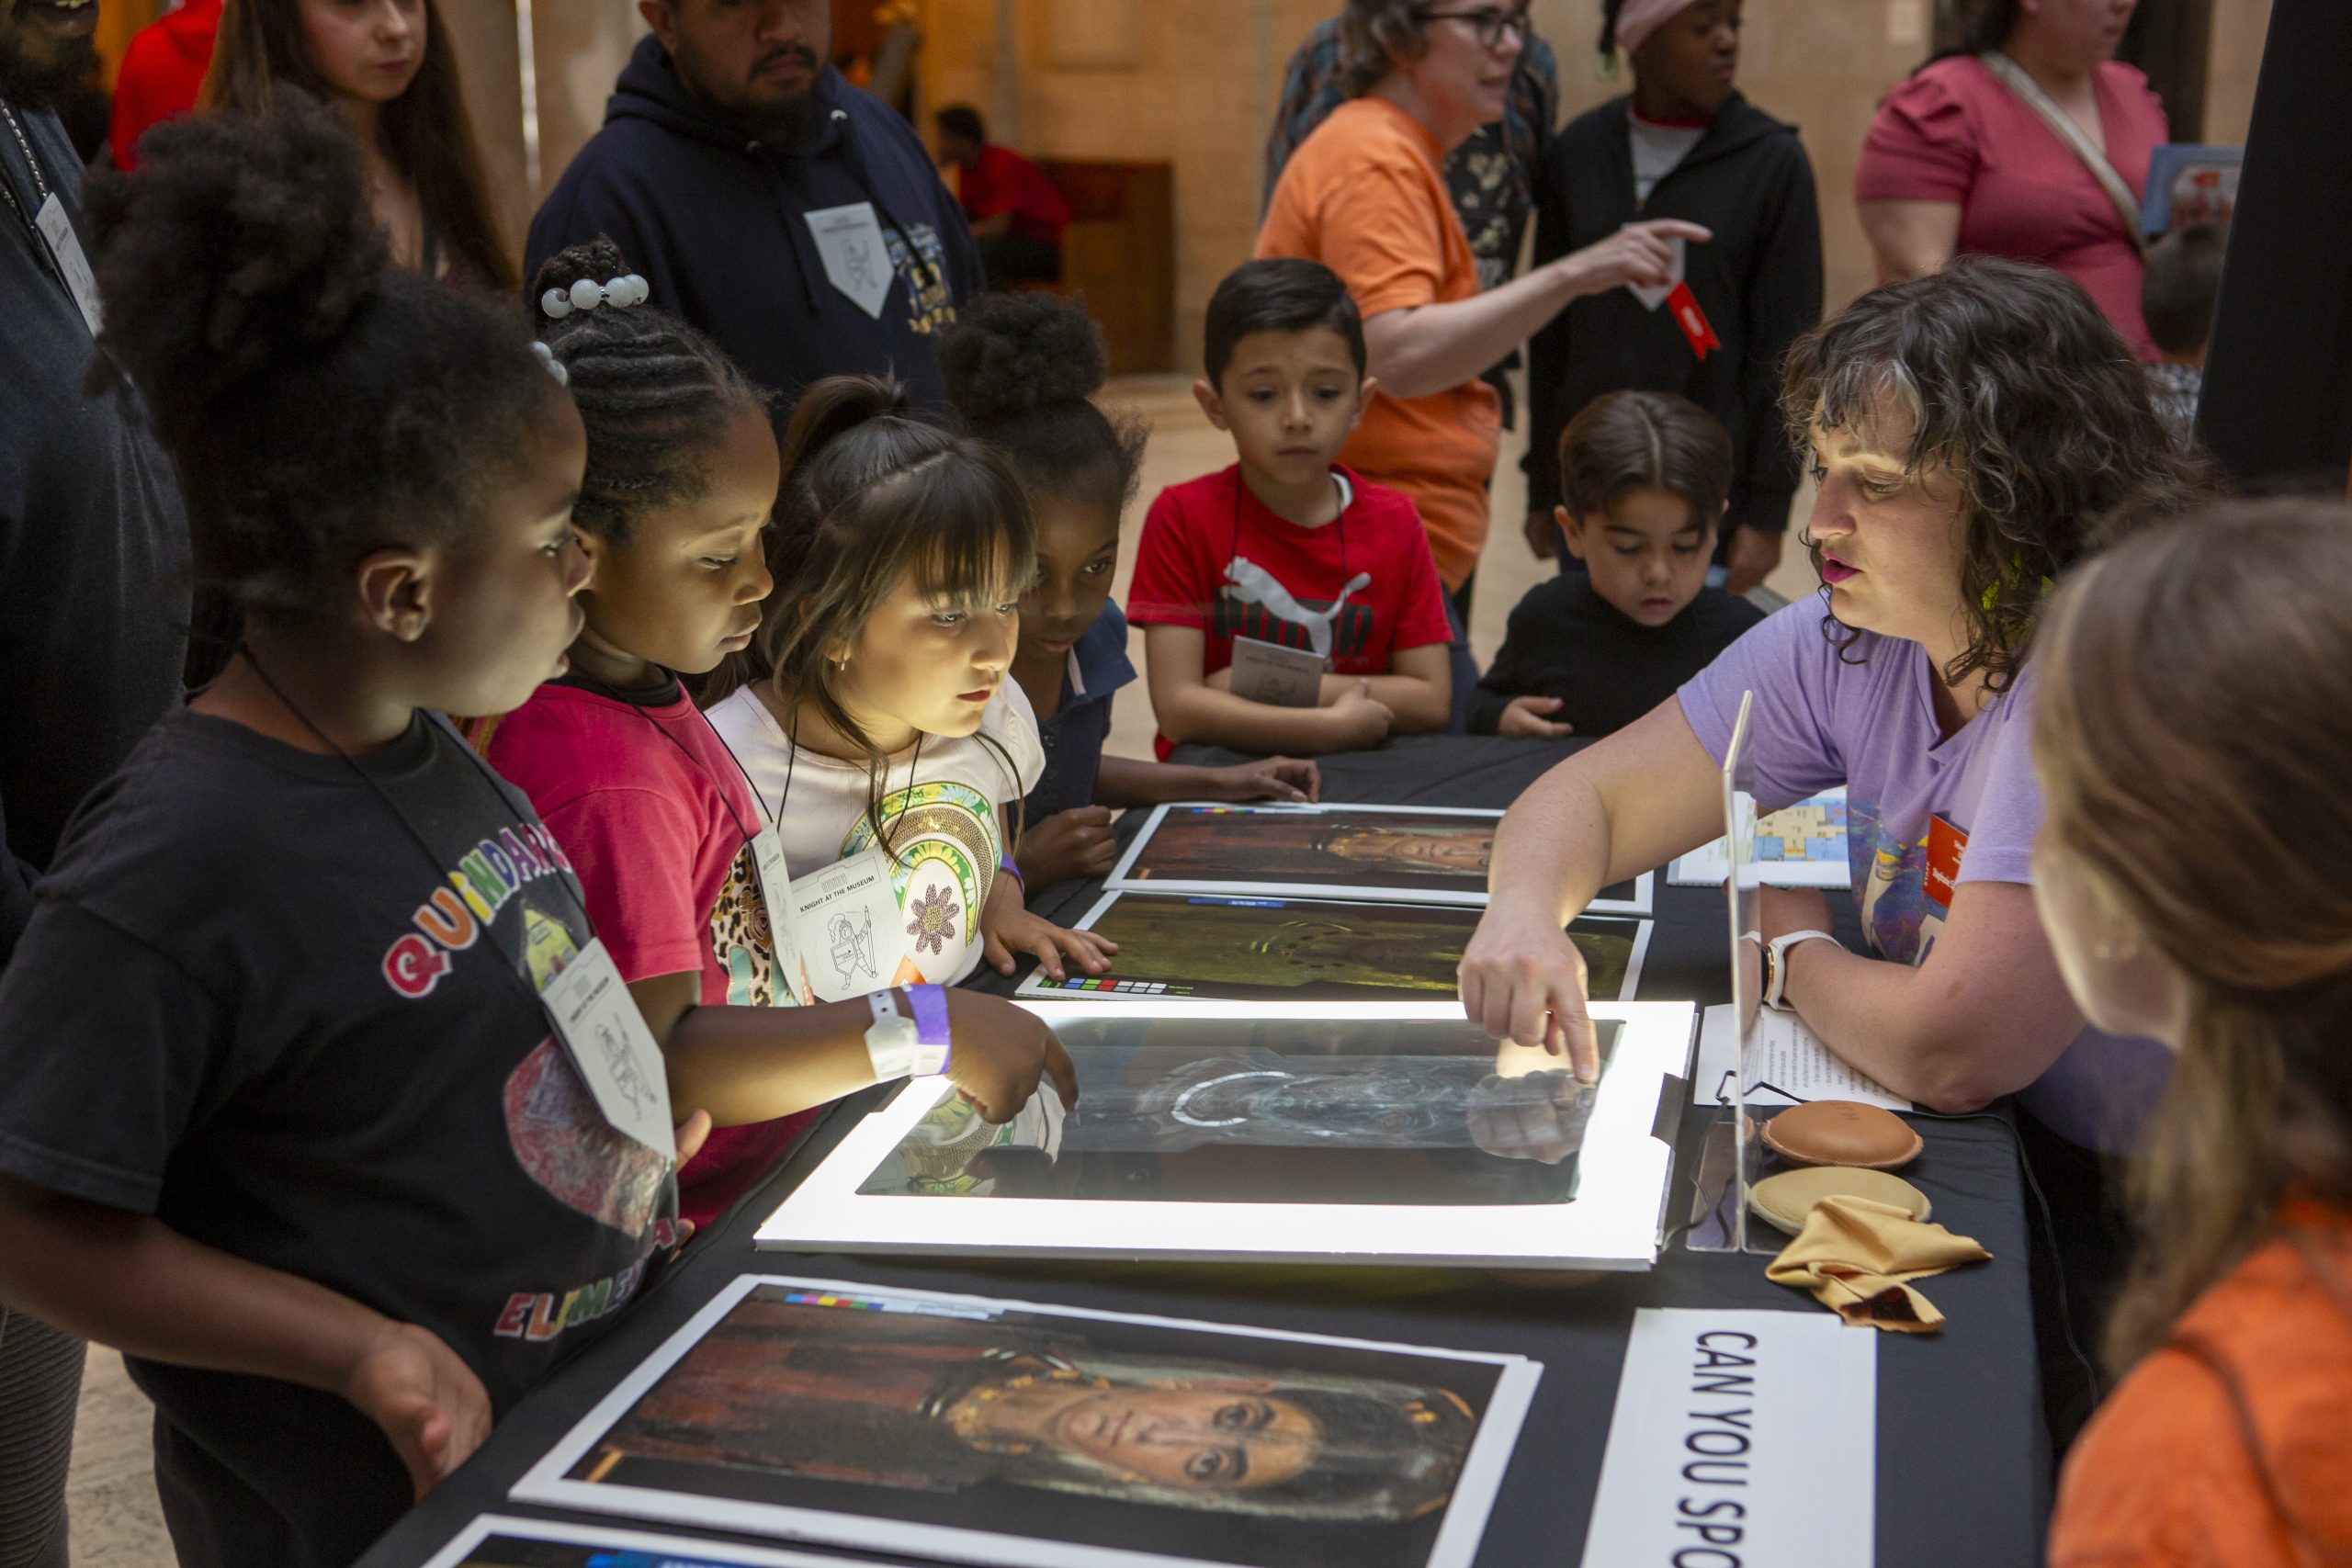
[865, 989, 950, 1080]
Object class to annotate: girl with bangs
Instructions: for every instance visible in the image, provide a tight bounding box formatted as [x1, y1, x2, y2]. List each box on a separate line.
[1463, 257, 2203, 1444]
[707, 376, 1114, 995]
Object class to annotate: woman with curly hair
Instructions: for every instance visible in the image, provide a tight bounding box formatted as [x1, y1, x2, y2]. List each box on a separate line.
[202, 0, 515, 289]
[1463, 257, 2201, 1432]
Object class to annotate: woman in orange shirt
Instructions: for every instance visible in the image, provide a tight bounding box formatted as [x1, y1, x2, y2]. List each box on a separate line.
[1257, 0, 1702, 614]
[2035, 499, 2352, 1566]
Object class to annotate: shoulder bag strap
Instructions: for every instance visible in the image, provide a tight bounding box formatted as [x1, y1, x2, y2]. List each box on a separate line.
[1978, 51, 2151, 259]
[2161, 1226, 2352, 1568]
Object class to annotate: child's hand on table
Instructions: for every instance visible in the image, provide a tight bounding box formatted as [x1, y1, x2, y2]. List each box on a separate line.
[1205, 756, 1321, 802]
[1497, 696, 1576, 739]
[1017, 806, 1119, 886]
[980, 874, 1117, 982]
[1320, 680, 1393, 749]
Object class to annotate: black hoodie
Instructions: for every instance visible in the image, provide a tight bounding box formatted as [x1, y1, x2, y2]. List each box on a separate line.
[1524, 93, 1823, 536]
[526, 40, 983, 421]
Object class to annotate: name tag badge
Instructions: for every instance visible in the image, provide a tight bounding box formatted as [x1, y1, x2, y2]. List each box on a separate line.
[539, 936, 677, 1160]
[804, 201, 892, 320]
[1227, 635, 1327, 708]
[1623, 229, 1685, 312]
[788, 847, 901, 1002]
[746, 824, 810, 1006]
[1924, 814, 1968, 912]
[35, 195, 103, 337]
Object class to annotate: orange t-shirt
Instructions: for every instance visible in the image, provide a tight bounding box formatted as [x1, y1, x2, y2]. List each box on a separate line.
[2050, 1199, 2352, 1567]
[1257, 96, 1501, 592]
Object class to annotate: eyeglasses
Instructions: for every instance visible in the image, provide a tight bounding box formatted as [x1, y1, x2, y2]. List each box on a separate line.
[1414, 4, 1532, 51]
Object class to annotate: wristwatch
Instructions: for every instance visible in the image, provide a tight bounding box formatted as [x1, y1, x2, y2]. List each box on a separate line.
[1762, 930, 1839, 1012]
[865, 987, 953, 1080]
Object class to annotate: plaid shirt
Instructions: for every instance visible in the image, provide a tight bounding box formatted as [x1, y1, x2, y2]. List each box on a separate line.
[1264, 17, 1560, 292]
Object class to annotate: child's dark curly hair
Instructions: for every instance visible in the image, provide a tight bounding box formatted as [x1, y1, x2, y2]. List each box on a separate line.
[532, 237, 772, 543]
[939, 291, 1147, 520]
[84, 94, 566, 630]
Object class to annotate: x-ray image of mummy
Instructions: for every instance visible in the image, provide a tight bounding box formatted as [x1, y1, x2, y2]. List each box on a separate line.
[886, 1046, 1597, 1200]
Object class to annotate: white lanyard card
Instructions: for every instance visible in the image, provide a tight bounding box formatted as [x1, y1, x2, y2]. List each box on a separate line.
[541, 936, 676, 1159]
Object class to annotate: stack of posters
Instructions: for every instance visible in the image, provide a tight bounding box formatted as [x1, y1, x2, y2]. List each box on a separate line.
[510, 1276, 1539, 1568]
[755, 998, 1696, 1269]
[1024, 803, 1654, 1004]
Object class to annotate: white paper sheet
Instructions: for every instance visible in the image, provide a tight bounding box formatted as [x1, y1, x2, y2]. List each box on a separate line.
[1670, 788, 1851, 888]
[1579, 1308, 1876, 1568]
[1694, 1003, 1913, 1112]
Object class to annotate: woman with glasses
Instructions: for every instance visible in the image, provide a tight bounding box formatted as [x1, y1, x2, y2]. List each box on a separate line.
[1258, 0, 1706, 625]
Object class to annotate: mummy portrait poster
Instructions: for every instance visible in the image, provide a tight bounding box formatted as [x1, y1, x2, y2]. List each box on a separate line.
[1015, 891, 1649, 1004]
[1105, 804, 1652, 914]
[511, 1277, 1539, 1568]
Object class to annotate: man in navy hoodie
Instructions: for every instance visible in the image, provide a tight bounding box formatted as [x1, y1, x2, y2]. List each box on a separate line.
[527, 0, 982, 421]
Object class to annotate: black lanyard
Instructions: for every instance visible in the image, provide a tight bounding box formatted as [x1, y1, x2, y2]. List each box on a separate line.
[240, 648, 594, 999]
[564, 669, 768, 853]
[1227, 469, 1351, 603]
[0, 100, 73, 297]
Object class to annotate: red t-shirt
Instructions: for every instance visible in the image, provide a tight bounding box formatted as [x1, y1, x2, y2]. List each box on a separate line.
[1855, 57, 2168, 359]
[486, 679, 811, 1233]
[108, 0, 220, 173]
[1128, 464, 1453, 756]
[956, 145, 1071, 245]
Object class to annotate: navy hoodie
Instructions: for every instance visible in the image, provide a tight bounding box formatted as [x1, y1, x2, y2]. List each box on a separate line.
[1524, 94, 1823, 536]
[527, 40, 982, 421]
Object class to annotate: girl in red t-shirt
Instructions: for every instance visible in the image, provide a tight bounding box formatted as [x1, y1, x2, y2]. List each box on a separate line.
[487, 241, 1076, 1232]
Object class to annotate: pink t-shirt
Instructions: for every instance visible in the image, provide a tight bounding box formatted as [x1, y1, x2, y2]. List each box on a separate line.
[487, 679, 812, 1232]
[1856, 56, 2167, 359]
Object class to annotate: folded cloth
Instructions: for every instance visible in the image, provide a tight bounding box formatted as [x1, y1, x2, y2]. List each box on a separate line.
[1765, 1195, 1992, 1333]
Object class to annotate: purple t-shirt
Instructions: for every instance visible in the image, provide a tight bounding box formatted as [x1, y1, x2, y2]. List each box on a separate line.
[1679, 603, 2167, 1149]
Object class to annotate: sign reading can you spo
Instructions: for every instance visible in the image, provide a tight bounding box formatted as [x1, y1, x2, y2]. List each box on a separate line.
[1579, 1308, 1876, 1568]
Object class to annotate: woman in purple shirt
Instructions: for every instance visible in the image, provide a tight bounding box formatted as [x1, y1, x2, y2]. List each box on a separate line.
[1464, 258, 2197, 1143]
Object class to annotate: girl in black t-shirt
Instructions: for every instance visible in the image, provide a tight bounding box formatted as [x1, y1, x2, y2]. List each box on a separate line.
[0, 102, 669, 1568]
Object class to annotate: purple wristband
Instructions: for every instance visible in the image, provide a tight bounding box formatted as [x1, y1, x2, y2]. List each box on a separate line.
[906, 983, 953, 1063]
[999, 852, 1023, 884]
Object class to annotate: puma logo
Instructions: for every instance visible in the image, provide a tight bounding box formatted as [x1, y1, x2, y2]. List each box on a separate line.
[1222, 555, 1372, 660]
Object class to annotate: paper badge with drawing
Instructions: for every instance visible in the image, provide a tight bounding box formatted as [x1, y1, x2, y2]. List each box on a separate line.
[1215, 555, 1374, 706]
[790, 781, 1006, 1000]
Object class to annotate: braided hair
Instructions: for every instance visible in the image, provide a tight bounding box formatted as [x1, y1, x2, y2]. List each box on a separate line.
[84, 94, 564, 629]
[531, 238, 771, 544]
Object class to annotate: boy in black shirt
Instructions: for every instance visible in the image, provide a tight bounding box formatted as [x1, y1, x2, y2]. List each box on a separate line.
[1472, 390, 1762, 738]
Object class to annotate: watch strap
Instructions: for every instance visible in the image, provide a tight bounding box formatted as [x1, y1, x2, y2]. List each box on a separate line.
[1765, 930, 1839, 1011]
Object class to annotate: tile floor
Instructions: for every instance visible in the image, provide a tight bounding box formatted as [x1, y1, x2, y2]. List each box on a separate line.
[62, 373, 1822, 1566]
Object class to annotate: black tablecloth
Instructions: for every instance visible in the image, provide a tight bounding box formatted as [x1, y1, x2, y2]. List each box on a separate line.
[357, 736, 2050, 1568]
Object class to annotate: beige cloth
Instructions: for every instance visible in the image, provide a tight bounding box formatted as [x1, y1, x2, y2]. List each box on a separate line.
[1765, 1195, 1992, 1333]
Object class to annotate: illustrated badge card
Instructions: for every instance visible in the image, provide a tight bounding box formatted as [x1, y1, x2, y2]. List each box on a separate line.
[512, 1275, 1540, 1568]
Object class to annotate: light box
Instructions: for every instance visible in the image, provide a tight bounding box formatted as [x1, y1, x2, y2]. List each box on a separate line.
[756, 999, 1696, 1271]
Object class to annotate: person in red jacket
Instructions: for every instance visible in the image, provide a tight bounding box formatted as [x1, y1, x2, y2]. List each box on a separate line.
[935, 103, 1069, 289]
[107, 0, 221, 171]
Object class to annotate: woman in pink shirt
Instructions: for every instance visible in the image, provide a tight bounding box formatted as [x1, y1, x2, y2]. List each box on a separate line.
[1854, 0, 2167, 358]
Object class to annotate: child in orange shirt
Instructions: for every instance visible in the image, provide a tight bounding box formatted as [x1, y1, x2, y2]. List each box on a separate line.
[2034, 499, 2352, 1566]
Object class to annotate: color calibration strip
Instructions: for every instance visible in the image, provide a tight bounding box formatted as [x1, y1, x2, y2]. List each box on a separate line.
[781, 1290, 996, 1322]
[1034, 977, 1193, 995]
